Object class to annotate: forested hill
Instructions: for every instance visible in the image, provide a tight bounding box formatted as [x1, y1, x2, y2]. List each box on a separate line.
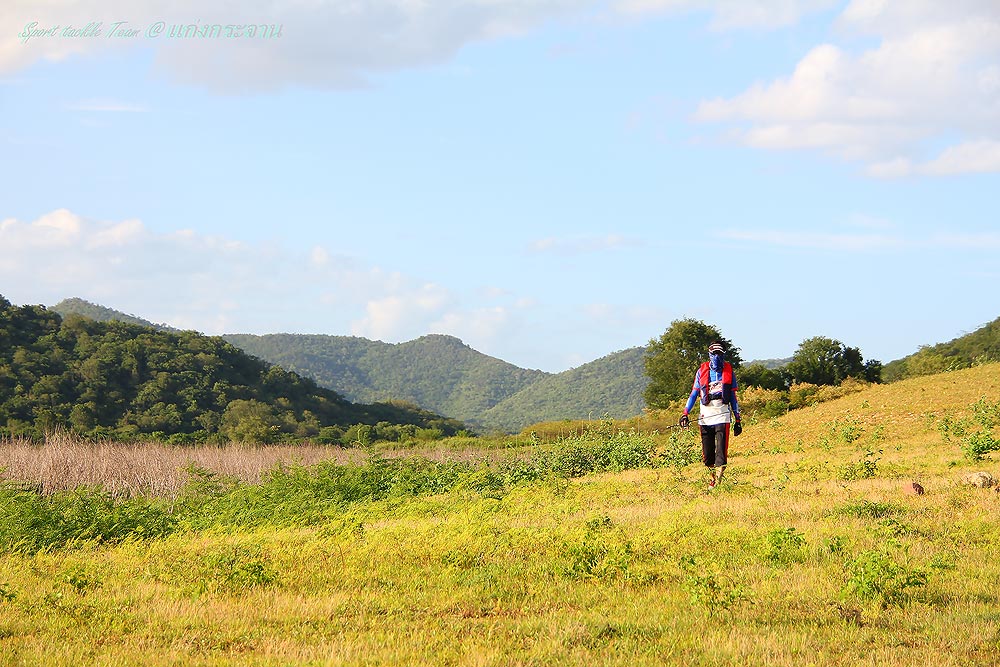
[0, 296, 464, 442]
[51, 298, 177, 332]
[883, 316, 1000, 381]
[222, 333, 550, 426]
[479, 347, 647, 433]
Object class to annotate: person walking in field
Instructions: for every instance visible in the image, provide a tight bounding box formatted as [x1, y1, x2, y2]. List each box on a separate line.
[679, 341, 742, 489]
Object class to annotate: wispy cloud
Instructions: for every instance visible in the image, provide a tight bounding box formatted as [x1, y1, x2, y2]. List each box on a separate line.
[717, 229, 904, 252]
[717, 226, 1000, 252]
[528, 234, 641, 255]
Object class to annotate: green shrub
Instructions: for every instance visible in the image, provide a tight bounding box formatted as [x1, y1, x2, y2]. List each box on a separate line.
[961, 431, 999, 461]
[838, 449, 881, 481]
[679, 555, 752, 617]
[837, 500, 903, 520]
[764, 527, 807, 564]
[842, 549, 927, 607]
[657, 429, 700, 469]
[0, 482, 175, 553]
[199, 544, 279, 594]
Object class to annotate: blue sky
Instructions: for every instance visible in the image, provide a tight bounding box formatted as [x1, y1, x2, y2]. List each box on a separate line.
[1, 0, 998, 372]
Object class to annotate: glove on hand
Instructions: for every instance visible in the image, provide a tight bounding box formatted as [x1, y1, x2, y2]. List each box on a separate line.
[679, 414, 689, 428]
[733, 417, 743, 437]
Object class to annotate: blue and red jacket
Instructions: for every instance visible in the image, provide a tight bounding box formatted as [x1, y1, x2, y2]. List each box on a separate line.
[684, 361, 740, 417]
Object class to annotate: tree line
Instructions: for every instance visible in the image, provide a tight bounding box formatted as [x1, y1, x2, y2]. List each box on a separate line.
[643, 318, 882, 409]
[0, 296, 465, 443]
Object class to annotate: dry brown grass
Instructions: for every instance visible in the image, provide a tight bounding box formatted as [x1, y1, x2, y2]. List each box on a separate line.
[0, 433, 366, 497]
[0, 433, 523, 498]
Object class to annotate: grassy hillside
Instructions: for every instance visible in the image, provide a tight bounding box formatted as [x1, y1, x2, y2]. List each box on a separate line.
[224, 333, 550, 426]
[883, 316, 1000, 381]
[480, 347, 647, 432]
[0, 296, 464, 443]
[2, 365, 999, 665]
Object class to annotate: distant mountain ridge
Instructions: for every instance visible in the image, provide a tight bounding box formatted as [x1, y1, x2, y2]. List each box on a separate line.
[55, 297, 998, 432]
[51, 298, 650, 432]
[222, 332, 550, 428]
[480, 347, 648, 432]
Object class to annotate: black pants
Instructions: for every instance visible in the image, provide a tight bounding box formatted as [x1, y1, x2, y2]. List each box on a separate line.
[700, 423, 730, 468]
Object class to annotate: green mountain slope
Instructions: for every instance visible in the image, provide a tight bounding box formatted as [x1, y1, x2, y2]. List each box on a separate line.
[222, 333, 550, 426]
[50, 297, 177, 331]
[479, 347, 648, 432]
[883, 316, 1000, 381]
[0, 296, 463, 442]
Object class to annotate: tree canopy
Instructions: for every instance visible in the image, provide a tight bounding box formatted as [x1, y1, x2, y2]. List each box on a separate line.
[643, 319, 742, 409]
[0, 296, 465, 443]
[783, 336, 881, 386]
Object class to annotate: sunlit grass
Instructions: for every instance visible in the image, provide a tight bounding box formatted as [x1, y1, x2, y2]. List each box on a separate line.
[1, 365, 999, 665]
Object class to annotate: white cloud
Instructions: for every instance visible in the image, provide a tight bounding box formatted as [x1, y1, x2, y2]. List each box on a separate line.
[350, 284, 453, 341]
[615, 0, 838, 30]
[2, 0, 596, 93]
[0, 209, 543, 352]
[718, 228, 904, 252]
[694, 0, 1000, 175]
[717, 225, 1000, 251]
[921, 139, 1000, 175]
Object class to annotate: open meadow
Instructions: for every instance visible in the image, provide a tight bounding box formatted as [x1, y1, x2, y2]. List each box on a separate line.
[2, 365, 1000, 666]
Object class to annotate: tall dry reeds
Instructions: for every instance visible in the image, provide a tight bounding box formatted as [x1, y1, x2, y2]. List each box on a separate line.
[0, 433, 364, 497]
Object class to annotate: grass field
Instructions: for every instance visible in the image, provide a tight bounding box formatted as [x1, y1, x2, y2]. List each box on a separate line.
[1, 366, 999, 666]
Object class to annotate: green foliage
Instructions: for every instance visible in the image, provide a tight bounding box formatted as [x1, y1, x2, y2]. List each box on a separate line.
[837, 500, 903, 520]
[643, 319, 742, 410]
[829, 417, 865, 444]
[883, 316, 1000, 382]
[198, 544, 279, 593]
[785, 336, 880, 386]
[842, 549, 928, 608]
[0, 423, 670, 554]
[961, 431, 999, 461]
[938, 398, 1000, 461]
[0, 296, 465, 442]
[531, 418, 658, 478]
[0, 481, 176, 553]
[679, 555, 752, 617]
[559, 521, 635, 581]
[657, 428, 701, 469]
[0, 582, 15, 603]
[740, 363, 787, 390]
[838, 448, 881, 481]
[764, 527, 807, 564]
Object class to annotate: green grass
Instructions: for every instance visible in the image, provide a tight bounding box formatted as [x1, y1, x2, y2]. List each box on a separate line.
[1, 365, 999, 665]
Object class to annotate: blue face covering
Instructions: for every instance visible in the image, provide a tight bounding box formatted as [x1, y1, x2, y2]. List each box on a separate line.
[710, 352, 724, 372]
